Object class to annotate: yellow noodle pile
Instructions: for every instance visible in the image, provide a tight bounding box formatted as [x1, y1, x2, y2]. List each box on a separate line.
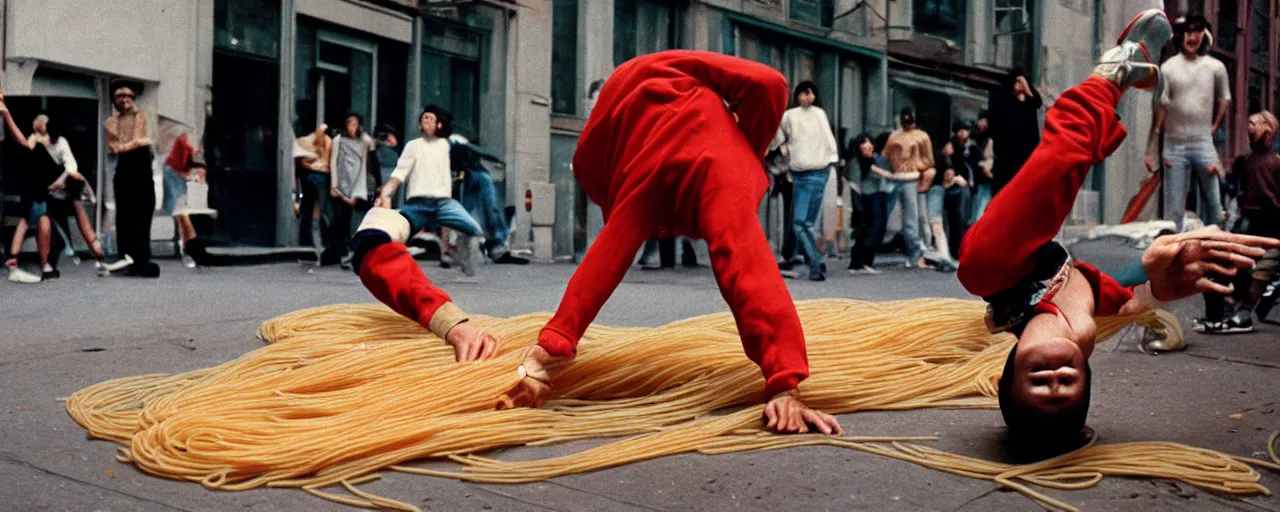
[66, 298, 1276, 512]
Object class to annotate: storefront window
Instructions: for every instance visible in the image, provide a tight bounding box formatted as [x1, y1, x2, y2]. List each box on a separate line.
[1216, 0, 1238, 53]
[422, 21, 484, 139]
[1249, 0, 1268, 80]
[790, 0, 834, 28]
[614, 0, 676, 66]
[913, 0, 965, 45]
[551, 0, 580, 115]
[214, 0, 280, 59]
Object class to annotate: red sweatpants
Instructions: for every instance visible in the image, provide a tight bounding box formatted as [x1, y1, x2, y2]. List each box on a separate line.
[958, 76, 1134, 315]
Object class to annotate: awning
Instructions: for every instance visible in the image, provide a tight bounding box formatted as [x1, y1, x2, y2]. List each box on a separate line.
[726, 12, 884, 61]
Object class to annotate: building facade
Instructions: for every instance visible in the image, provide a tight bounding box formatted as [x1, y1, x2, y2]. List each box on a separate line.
[548, 0, 889, 260]
[3, 0, 1276, 261]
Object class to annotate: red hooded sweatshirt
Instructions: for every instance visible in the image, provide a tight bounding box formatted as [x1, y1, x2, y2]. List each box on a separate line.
[539, 50, 807, 397]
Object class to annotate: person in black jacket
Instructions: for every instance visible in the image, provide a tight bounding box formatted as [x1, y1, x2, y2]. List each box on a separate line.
[989, 69, 1043, 196]
[449, 134, 527, 264]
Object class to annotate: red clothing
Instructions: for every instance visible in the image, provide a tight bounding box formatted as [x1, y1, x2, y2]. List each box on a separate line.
[959, 76, 1134, 316]
[539, 50, 807, 397]
[359, 241, 454, 329]
[166, 133, 196, 174]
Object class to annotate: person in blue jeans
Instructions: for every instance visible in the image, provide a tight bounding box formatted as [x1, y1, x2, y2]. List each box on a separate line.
[374, 106, 485, 276]
[967, 112, 995, 225]
[449, 134, 527, 264]
[769, 81, 839, 281]
[1145, 14, 1230, 232]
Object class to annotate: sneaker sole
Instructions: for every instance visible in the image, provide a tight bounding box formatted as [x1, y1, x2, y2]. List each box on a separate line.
[1116, 10, 1165, 63]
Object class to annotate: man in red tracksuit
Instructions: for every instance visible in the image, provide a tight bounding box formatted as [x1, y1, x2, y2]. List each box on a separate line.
[957, 9, 1279, 446]
[499, 50, 843, 435]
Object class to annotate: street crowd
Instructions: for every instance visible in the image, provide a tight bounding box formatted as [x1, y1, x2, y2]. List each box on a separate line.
[1, 14, 1277, 338]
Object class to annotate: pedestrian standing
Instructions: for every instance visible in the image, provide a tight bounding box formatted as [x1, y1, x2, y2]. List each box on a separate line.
[968, 111, 996, 223]
[1196, 111, 1280, 333]
[328, 113, 378, 268]
[1145, 14, 1231, 232]
[989, 69, 1043, 196]
[770, 81, 839, 281]
[883, 107, 930, 269]
[847, 132, 893, 274]
[105, 83, 159, 277]
[938, 121, 976, 263]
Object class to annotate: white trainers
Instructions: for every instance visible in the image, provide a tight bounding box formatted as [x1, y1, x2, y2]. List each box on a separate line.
[99, 255, 134, 276]
[8, 267, 42, 284]
[848, 267, 881, 276]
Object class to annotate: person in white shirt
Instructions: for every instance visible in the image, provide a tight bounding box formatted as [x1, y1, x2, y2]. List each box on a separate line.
[1145, 14, 1230, 232]
[341, 105, 500, 365]
[769, 81, 839, 281]
[372, 105, 485, 277]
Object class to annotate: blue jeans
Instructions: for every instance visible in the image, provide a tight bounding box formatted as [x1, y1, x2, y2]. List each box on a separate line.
[791, 168, 829, 276]
[161, 164, 187, 216]
[926, 186, 945, 220]
[26, 200, 48, 224]
[1164, 136, 1223, 232]
[399, 196, 484, 237]
[883, 180, 923, 261]
[461, 170, 508, 247]
[970, 183, 993, 225]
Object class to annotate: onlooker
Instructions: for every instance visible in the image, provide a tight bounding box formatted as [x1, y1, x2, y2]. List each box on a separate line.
[104, 83, 159, 277]
[883, 107, 930, 269]
[376, 105, 486, 276]
[328, 113, 378, 267]
[988, 68, 1043, 196]
[295, 123, 332, 262]
[450, 134, 527, 264]
[967, 110, 996, 223]
[161, 131, 205, 216]
[938, 120, 976, 262]
[1, 104, 62, 282]
[374, 126, 404, 207]
[770, 81, 839, 281]
[1146, 14, 1230, 232]
[1197, 111, 1280, 334]
[847, 132, 893, 274]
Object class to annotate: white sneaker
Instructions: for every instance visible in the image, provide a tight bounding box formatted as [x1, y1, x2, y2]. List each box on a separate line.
[8, 267, 42, 284]
[99, 255, 134, 276]
[182, 255, 197, 268]
[848, 267, 881, 276]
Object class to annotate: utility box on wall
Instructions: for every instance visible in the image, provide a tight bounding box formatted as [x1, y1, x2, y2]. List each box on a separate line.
[526, 181, 556, 260]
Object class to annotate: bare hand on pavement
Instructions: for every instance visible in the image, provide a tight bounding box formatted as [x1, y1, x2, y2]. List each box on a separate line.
[763, 390, 843, 435]
[445, 323, 499, 362]
[1144, 226, 1280, 301]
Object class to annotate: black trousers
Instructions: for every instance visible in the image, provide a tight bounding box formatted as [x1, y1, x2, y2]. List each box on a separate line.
[944, 186, 971, 261]
[114, 148, 157, 274]
[850, 192, 888, 269]
[771, 177, 796, 261]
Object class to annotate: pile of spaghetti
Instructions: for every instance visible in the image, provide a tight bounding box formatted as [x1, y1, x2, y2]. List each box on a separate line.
[66, 298, 1278, 511]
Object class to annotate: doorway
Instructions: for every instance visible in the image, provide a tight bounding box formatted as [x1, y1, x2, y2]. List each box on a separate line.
[314, 32, 377, 131]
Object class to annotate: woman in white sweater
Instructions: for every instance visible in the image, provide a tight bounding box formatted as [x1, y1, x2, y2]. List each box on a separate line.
[770, 81, 839, 281]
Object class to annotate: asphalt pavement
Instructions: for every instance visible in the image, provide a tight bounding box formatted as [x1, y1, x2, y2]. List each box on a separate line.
[1, 257, 1276, 512]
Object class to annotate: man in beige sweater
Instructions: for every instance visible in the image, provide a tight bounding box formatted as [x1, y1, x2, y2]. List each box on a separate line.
[881, 108, 930, 268]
